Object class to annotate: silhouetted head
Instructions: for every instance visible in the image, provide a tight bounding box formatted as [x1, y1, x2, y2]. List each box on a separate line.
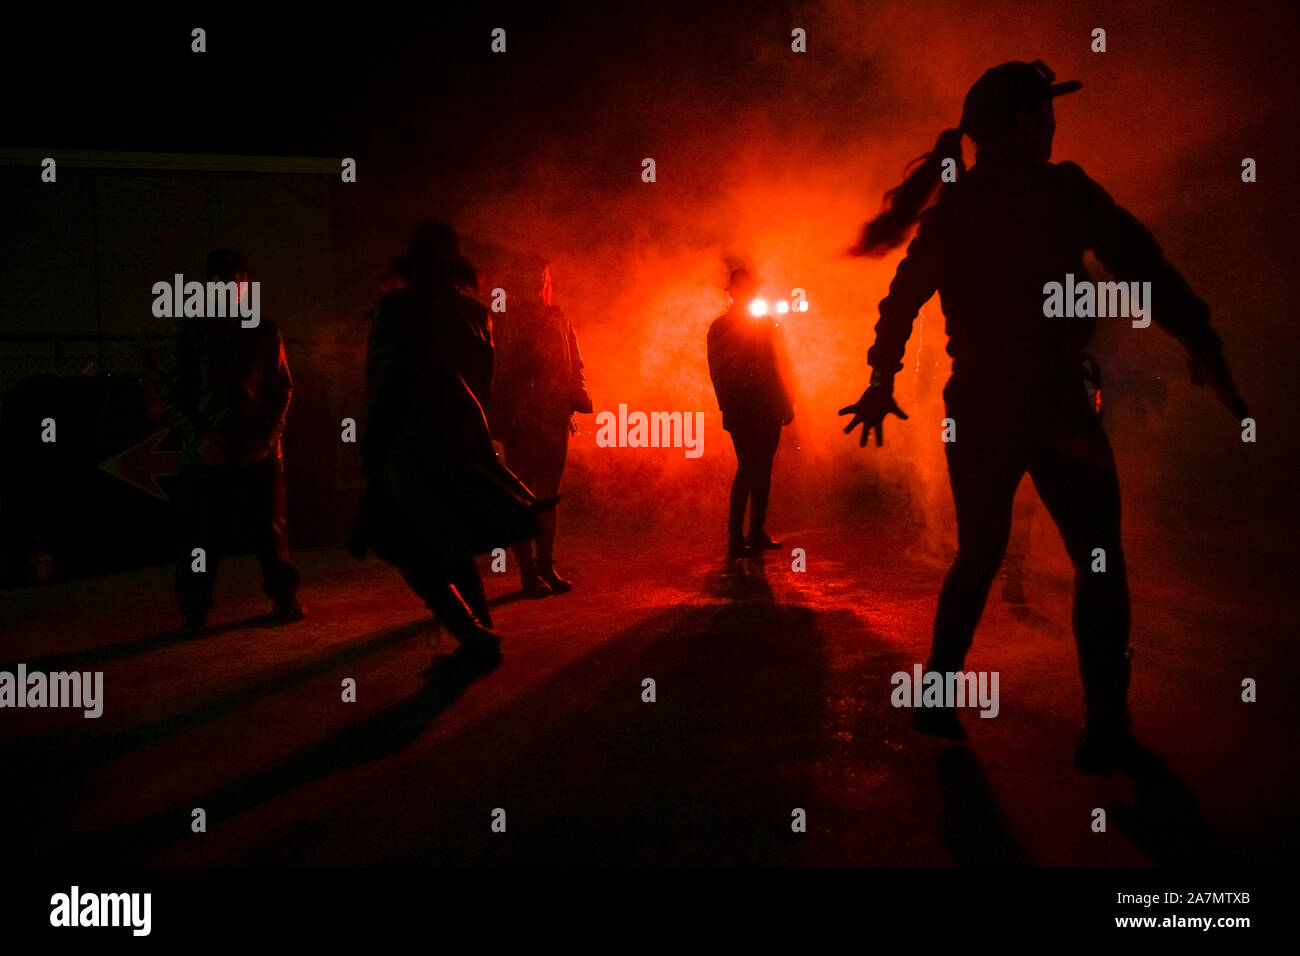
[855, 60, 1080, 256]
[960, 60, 1079, 163]
[205, 248, 250, 284]
[727, 268, 756, 304]
[518, 253, 554, 306]
[204, 248, 252, 309]
[394, 221, 478, 291]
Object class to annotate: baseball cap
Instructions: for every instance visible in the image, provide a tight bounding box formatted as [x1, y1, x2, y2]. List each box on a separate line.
[959, 60, 1081, 138]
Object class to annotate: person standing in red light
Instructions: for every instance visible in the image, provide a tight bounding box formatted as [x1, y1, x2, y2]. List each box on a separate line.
[708, 268, 796, 558]
[839, 61, 1248, 773]
[490, 256, 592, 598]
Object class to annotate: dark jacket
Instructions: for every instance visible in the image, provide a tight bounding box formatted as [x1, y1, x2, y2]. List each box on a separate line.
[352, 283, 539, 562]
[164, 315, 292, 468]
[867, 159, 1229, 386]
[490, 301, 591, 440]
[707, 309, 795, 432]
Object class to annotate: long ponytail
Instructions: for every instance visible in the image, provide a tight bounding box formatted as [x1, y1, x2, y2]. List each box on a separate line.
[853, 127, 965, 257]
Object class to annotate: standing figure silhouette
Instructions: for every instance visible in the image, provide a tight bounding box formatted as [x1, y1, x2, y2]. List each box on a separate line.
[839, 61, 1247, 773]
[708, 268, 796, 557]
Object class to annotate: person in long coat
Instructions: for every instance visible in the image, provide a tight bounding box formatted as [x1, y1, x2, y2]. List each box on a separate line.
[351, 222, 550, 664]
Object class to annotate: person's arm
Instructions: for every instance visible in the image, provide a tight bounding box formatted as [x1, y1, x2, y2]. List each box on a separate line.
[865, 214, 944, 387]
[161, 321, 227, 463]
[841, 215, 942, 445]
[772, 323, 796, 424]
[162, 322, 209, 451]
[1065, 162, 1247, 418]
[566, 321, 593, 414]
[249, 325, 293, 462]
[706, 322, 735, 413]
[360, 306, 404, 476]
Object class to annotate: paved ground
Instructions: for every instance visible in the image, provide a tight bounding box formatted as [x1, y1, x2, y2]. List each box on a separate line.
[2, 516, 1295, 865]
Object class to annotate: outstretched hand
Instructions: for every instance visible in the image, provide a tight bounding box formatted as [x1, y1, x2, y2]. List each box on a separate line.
[839, 385, 909, 447]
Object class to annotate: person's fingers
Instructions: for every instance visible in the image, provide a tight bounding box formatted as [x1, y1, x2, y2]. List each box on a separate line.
[837, 405, 856, 417]
[859, 422, 870, 447]
[892, 403, 910, 420]
[843, 417, 860, 435]
[874, 420, 884, 447]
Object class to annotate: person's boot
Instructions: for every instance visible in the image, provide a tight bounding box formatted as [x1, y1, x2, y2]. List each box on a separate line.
[1073, 720, 1141, 775]
[537, 557, 572, 595]
[271, 598, 307, 623]
[1074, 648, 1136, 774]
[176, 612, 207, 639]
[728, 534, 752, 558]
[748, 532, 782, 551]
[431, 588, 501, 665]
[517, 550, 552, 599]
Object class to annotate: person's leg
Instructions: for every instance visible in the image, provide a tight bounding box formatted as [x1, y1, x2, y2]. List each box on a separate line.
[917, 416, 1023, 737]
[533, 428, 571, 592]
[1028, 409, 1132, 769]
[747, 421, 782, 547]
[503, 438, 548, 595]
[1001, 489, 1037, 604]
[728, 427, 754, 551]
[928, 415, 1025, 674]
[447, 557, 493, 628]
[173, 465, 219, 633]
[249, 457, 302, 618]
[399, 558, 501, 661]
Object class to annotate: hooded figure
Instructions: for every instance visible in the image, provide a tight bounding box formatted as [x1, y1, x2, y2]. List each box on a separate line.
[351, 222, 550, 664]
[840, 61, 1247, 772]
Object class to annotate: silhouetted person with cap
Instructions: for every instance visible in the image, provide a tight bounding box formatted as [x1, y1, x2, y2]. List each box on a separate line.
[351, 222, 552, 665]
[490, 256, 592, 598]
[164, 248, 303, 636]
[708, 268, 795, 557]
[840, 61, 1248, 773]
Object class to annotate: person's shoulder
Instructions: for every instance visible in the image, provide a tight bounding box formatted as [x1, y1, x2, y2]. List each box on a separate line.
[255, 316, 282, 337]
[1050, 160, 1107, 196]
[369, 288, 409, 323]
[456, 290, 489, 319]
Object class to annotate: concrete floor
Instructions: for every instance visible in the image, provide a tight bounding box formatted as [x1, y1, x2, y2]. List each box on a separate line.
[2, 517, 1295, 865]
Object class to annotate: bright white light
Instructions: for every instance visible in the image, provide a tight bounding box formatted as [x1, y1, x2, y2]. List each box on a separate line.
[776, 300, 789, 314]
[797, 300, 809, 312]
[749, 298, 769, 317]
